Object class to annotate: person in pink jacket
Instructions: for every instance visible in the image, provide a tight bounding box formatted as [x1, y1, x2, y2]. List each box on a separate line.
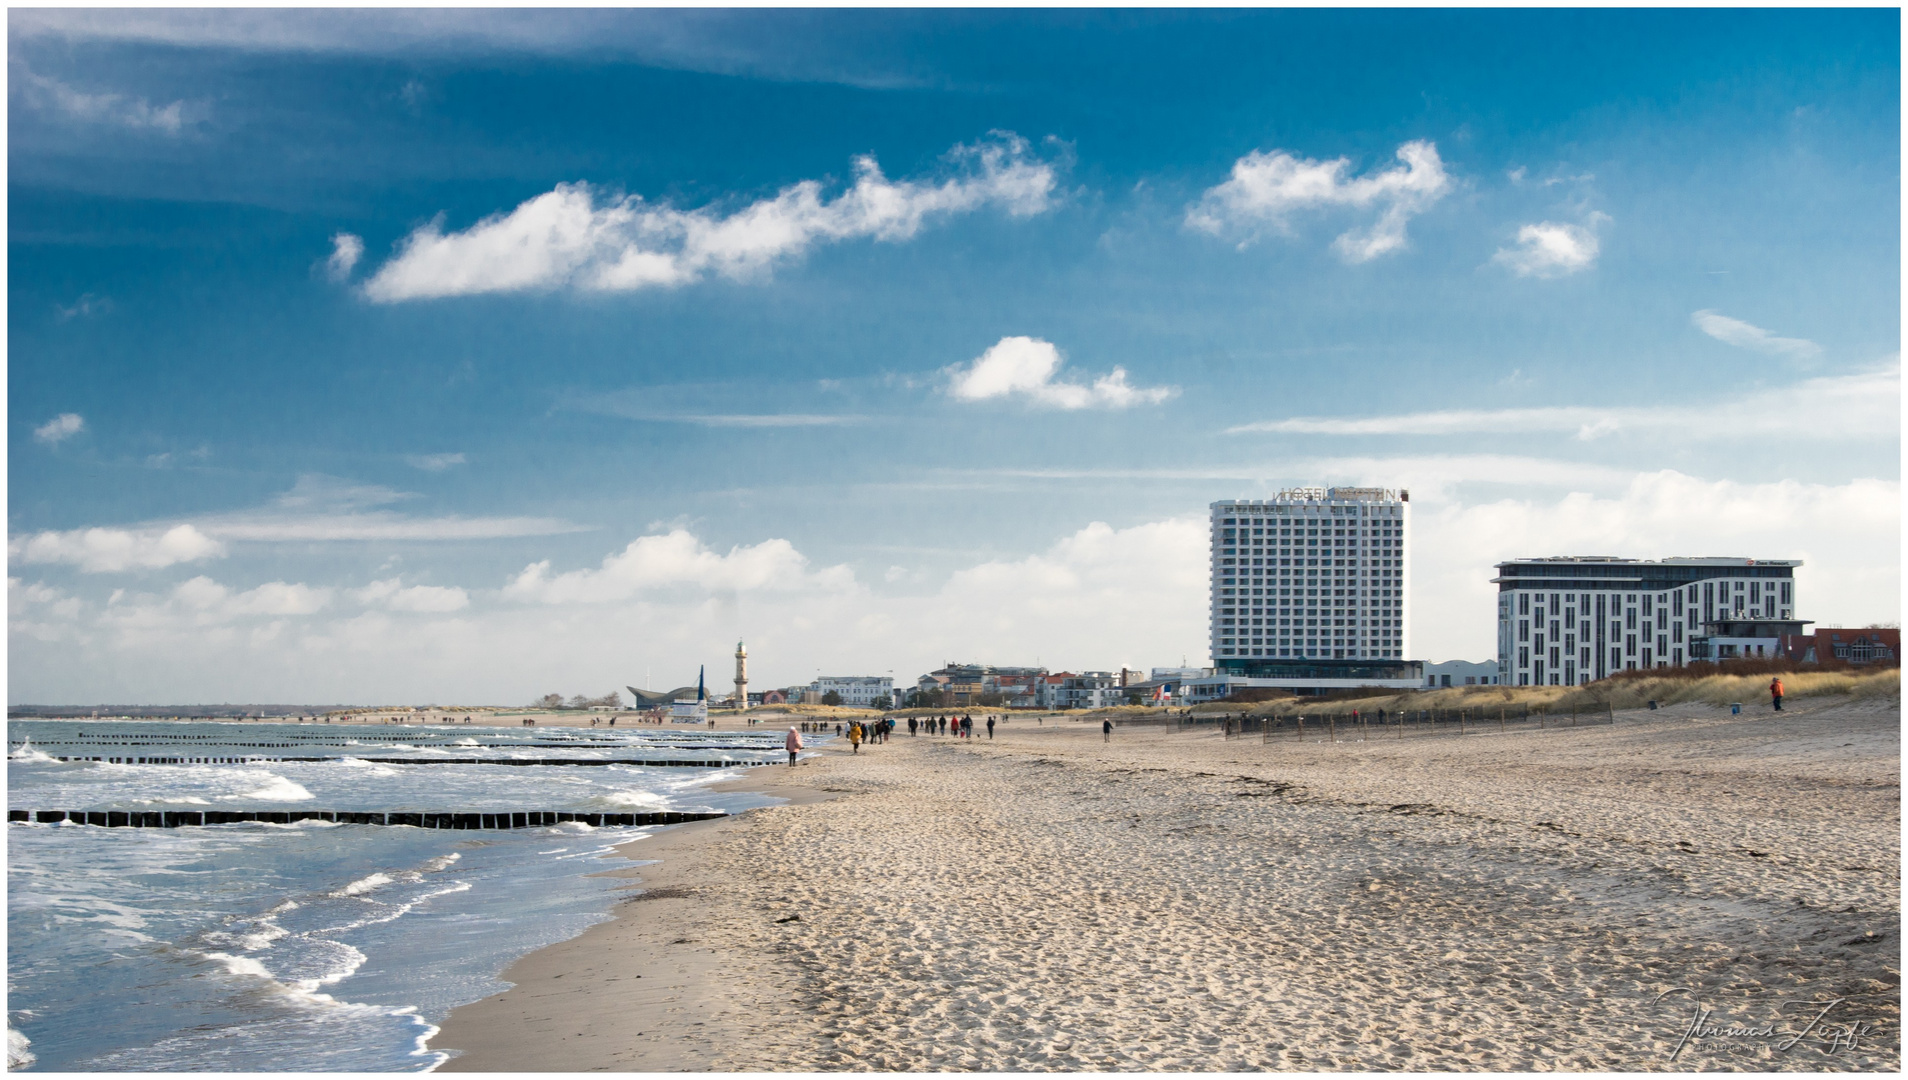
[785, 726, 803, 766]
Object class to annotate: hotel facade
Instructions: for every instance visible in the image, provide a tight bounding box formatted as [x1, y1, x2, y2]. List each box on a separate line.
[1208, 487, 1421, 692]
[1492, 556, 1801, 686]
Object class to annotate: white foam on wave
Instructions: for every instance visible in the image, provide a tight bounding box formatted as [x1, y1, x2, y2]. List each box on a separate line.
[593, 789, 670, 809]
[335, 873, 394, 898]
[8, 1026, 35, 1069]
[451, 738, 480, 747]
[223, 775, 315, 802]
[8, 740, 58, 764]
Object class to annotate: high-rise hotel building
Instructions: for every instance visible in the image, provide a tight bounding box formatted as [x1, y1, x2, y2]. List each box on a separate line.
[1209, 488, 1418, 685]
[1492, 556, 1801, 686]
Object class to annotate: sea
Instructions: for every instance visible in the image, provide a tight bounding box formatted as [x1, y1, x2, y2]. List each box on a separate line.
[5, 717, 798, 1071]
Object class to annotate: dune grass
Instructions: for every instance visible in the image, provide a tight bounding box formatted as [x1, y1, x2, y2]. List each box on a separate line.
[1193, 666, 1898, 720]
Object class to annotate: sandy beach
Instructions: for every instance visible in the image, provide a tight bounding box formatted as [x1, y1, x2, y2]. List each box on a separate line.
[431, 696, 1899, 1071]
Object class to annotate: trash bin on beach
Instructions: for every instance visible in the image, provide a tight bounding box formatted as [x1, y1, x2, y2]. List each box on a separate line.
[1730, 702, 1742, 715]
[1647, 700, 1657, 710]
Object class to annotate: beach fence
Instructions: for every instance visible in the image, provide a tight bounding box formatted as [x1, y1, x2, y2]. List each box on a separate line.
[1206, 701, 1618, 744]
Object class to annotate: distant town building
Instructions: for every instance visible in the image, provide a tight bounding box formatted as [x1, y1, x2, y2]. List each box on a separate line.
[1492, 556, 1802, 686]
[1424, 659, 1500, 687]
[1036, 671, 1119, 710]
[1209, 488, 1422, 694]
[913, 663, 1049, 706]
[1782, 627, 1899, 666]
[806, 675, 893, 707]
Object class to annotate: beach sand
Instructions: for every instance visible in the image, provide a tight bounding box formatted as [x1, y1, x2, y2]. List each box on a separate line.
[432, 696, 1899, 1071]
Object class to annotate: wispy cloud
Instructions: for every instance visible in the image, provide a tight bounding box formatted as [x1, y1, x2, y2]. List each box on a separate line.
[1226, 365, 1897, 441]
[1187, 140, 1451, 262]
[1493, 214, 1607, 278]
[406, 452, 466, 471]
[1691, 310, 1823, 364]
[325, 233, 364, 282]
[9, 475, 585, 573]
[945, 336, 1177, 410]
[33, 413, 86, 445]
[360, 133, 1059, 302]
[55, 294, 112, 321]
[15, 67, 188, 133]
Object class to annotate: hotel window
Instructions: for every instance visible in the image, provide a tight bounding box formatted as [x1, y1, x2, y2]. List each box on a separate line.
[1518, 593, 1529, 615]
[1626, 634, 1637, 654]
[1610, 646, 1622, 667]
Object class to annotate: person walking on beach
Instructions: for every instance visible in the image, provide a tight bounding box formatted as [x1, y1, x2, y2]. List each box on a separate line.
[847, 722, 863, 753]
[1770, 677, 1785, 712]
[908, 716, 918, 736]
[986, 716, 995, 739]
[785, 726, 803, 766]
[1103, 718, 1113, 742]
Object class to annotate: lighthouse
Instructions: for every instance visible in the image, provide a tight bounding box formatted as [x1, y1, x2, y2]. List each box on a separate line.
[733, 641, 749, 712]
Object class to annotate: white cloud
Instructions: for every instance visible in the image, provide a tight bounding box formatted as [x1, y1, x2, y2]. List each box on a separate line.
[33, 413, 85, 445]
[1413, 472, 1900, 658]
[1187, 139, 1451, 262]
[55, 294, 112, 321]
[11, 524, 226, 573]
[505, 529, 847, 604]
[354, 578, 470, 612]
[1228, 364, 1898, 441]
[16, 67, 187, 133]
[10, 484, 1898, 703]
[326, 233, 365, 281]
[9, 476, 581, 574]
[945, 336, 1177, 410]
[407, 452, 466, 471]
[360, 133, 1058, 302]
[1493, 215, 1607, 278]
[1691, 310, 1823, 364]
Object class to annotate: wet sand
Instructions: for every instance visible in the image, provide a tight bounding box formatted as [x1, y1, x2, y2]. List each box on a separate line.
[431, 696, 1900, 1071]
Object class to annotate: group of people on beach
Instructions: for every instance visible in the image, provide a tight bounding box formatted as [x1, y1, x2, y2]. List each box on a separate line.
[902, 714, 1000, 738]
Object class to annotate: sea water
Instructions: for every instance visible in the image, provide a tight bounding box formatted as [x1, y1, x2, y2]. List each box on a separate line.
[6, 719, 797, 1071]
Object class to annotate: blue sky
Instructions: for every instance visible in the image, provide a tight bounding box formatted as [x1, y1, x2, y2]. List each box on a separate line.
[9, 9, 1899, 704]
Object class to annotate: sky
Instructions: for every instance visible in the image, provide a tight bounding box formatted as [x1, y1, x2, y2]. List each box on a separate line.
[8, 8, 1900, 705]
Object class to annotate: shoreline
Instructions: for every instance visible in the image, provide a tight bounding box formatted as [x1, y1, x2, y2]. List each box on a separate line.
[429, 749, 845, 1071]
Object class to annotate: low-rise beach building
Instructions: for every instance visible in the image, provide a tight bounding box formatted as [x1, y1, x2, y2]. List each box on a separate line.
[1492, 556, 1802, 686]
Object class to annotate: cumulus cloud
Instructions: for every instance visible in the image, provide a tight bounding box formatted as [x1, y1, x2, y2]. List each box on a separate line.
[945, 336, 1177, 410]
[15, 67, 187, 133]
[11, 524, 226, 573]
[1691, 310, 1823, 364]
[33, 413, 85, 445]
[1187, 139, 1451, 262]
[1228, 364, 1898, 442]
[354, 578, 470, 612]
[505, 529, 847, 604]
[360, 133, 1059, 302]
[1493, 215, 1607, 278]
[326, 233, 365, 281]
[406, 452, 466, 471]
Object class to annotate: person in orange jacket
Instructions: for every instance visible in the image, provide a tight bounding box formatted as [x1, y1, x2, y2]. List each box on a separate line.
[1770, 677, 1785, 712]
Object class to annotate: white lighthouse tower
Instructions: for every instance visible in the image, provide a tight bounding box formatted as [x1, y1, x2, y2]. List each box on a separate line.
[733, 641, 749, 712]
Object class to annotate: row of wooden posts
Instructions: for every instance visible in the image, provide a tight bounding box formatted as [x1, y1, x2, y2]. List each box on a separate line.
[1170, 702, 1617, 741]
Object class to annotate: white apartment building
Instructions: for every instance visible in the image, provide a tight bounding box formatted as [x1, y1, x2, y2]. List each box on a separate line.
[1493, 556, 1801, 686]
[810, 675, 894, 707]
[1210, 487, 1421, 692]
